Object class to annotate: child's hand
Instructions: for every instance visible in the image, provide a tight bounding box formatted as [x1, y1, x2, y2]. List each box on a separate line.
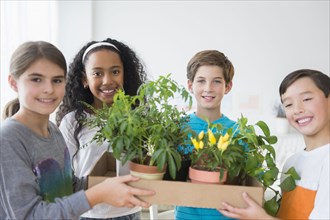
[86, 175, 155, 208]
[218, 192, 277, 220]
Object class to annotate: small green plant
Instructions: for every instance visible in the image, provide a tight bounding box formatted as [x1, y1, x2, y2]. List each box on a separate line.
[85, 74, 192, 179]
[189, 124, 245, 180]
[189, 115, 300, 216]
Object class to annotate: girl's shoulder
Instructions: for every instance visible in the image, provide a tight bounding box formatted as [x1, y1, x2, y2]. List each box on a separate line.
[1, 118, 25, 135]
[59, 111, 83, 127]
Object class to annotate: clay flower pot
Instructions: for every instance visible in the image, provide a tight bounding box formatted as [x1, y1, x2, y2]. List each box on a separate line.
[129, 160, 166, 180]
[188, 166, 227, 184]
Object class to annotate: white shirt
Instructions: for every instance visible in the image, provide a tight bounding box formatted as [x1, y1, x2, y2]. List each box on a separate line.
[60, 111, 141, 218]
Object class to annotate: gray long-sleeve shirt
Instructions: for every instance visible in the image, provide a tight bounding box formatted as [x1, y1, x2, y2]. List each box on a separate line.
[0, 118, 90, 219]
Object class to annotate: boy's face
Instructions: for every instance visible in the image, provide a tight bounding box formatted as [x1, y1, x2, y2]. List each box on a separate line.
[281, 77, 330, 139]
[188, 65, 232, 113]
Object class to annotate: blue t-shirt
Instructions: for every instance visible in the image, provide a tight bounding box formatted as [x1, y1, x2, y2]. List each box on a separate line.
[175, 113, 237, 220]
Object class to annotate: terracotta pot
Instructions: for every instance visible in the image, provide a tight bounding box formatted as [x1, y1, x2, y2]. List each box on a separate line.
[189, 166, 227, 184]
[129, 160, 166, 180]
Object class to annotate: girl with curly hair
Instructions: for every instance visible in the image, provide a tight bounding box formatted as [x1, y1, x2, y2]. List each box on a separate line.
[56, 38, 148, 220]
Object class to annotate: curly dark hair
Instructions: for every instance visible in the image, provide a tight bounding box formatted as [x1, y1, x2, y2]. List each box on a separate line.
[56, 38, 147, 152]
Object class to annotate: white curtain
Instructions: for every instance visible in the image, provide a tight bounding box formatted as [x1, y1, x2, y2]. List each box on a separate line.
[0, 0, 58, 119]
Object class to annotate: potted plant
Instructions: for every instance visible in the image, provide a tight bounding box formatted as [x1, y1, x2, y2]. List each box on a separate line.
[84, 74, 192, 180]
[188, 115, 300, 216]
[189, 123, 245, 184]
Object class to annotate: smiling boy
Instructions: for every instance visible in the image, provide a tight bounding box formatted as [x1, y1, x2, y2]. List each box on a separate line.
[175, 50, 237, 220]
[219, 69, 330, 219]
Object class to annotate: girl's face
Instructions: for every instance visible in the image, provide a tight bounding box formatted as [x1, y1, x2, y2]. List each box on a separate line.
[9, 58, 66, 116]
[281, 77, 330, 138]
[188, 65, 232, 113]
[83, 50, 124, 109]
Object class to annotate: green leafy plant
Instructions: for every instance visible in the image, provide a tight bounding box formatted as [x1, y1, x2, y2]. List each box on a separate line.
[84, 74, 192, 179]
[189, 115, 300, 216]
[189, 123, 245, 180]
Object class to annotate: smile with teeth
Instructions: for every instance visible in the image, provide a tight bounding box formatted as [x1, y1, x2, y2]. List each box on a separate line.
[101, 89, 116, 94]
[37, 98, 56, 103]
[202, 95, 215, 101]
[297, 117, 312, 125]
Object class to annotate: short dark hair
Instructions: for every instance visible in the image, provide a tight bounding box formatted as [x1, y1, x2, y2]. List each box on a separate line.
[279, 69, 330, 102]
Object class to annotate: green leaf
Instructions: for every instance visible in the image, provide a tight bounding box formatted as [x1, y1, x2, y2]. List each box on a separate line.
[266, 135, 278, 144]
[156, 149, 167, 171]
[167, 152, 177, 179]
[265, 153, 276, 167]
[280, 175, 296, 192]
[264, 145, 276, 159]
[285, 167, 301, 180]
[256, 121, 270, 137]
[262, 168, 278, 186]
[264, 195, 279, 216]
[245, 155, 258, 171]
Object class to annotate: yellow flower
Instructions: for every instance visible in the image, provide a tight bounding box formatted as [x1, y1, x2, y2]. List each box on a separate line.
[191, 137, 200, 150]
[198, 131, 204, 140]
[218, 140, 230, 152]
[218, 133, 230, 152]
[208, 129, 216, 145]
[199, 141, 204, 149]
[223, 133, 230, 142]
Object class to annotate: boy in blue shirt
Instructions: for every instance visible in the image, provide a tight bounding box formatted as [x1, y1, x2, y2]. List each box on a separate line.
[175, 50, 236, 220]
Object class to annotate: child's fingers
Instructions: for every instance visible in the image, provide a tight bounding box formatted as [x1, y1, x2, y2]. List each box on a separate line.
[118, 174, 140, 183]
[222, 201, 241, 214]
[130, 186, 155, 197]
[218, 203, 241, 219]
[129, 196, 151, 208]
[242, 192, 257, 207]
[218, 210, 241, 219]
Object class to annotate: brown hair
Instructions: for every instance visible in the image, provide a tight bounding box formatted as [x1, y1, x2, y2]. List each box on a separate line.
[2, 41, 67, 119]
[186, 50, 234, 84]
[279, 69, 330, 102]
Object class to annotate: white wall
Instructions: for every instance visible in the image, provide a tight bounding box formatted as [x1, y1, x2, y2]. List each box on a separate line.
[1, 1, 329, 134]
[1, 1, 59, 119]
[57, 1, 93, 64]
[91, 1, 329, 132]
